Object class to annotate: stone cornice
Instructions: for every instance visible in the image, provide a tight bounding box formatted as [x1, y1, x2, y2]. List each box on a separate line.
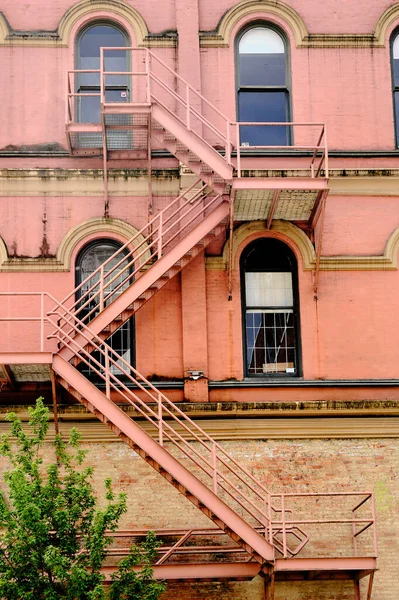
[199, 0, 399, 48]
[206, 221, 399, 272]
[0, 410, 397, 441]
[0, 1, 177, 47]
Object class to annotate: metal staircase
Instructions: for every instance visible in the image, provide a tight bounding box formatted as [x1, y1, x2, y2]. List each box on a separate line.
[29, 45, 378, 591]
[48, 306, 310, 564]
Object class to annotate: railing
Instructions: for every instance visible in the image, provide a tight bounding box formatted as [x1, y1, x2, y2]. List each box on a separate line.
[234, 122, 328, 178]
[0, 292, 378, 560]
[52, 180, 223, 342]
[66, 47, 329, 178]
[0, 291, 307, 556]
[269, 492, 377, 559]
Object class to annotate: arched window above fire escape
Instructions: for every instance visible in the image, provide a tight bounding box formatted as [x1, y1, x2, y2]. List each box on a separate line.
[236, 24, 291, 147]
[391, 29, 399, 146]
[75, 239, 135, 378]
[76, 22, 130, 125]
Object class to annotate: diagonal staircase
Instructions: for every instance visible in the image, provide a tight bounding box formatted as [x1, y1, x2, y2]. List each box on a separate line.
[48, 306, 309, 564]
[52, 47, 322, 566]
[52, 182, 229, 362]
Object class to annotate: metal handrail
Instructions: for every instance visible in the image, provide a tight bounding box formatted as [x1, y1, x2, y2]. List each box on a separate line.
[51, 183, 222, 342]
[0, 290, 308, 553]
[0, 292, 377, 559]
[67, 47, 329, 178]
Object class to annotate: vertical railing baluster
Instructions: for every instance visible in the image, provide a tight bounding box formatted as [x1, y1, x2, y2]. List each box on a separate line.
[40, 293, 44, 352]
[186, 85, 191, 131]
[267, 493, 273, 544]
[212, 442, 218, 494]
[281, 494, 287, 558]
[145, 49, 151, 103]
[158, 393, 163, 446]
[226, 121, 231, 165]
[158, 213, 163, 259]
[105, 346, 110, 399]
[371, 493, 378, 557]
[99, 266, 105, 311]
[236, 123, 241, 177]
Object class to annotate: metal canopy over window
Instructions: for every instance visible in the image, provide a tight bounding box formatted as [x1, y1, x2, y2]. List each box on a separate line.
[237, 25, 290, 146]
[241, 238, 300, 377]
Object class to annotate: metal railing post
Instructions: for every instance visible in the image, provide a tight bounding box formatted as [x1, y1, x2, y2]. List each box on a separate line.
[226, 121, 231, 165]
[105, 346, 111, 399]
[40, 293, 45, 352]
[212, 442, 218, 494]
[281, 494, 287, 558]
[352, 506, 358, 557]
[371, 493, 378, 557]
[186, 85, 191, 131]
[145, 49, 151, 103]
[100, 48, 105, 105]
[157, 213, 163, 259]
[267, 493, 273, 544]
[236, 123, 241, 177]
[99, 265, 105, 311]
[323, 124, 329, 178]
[158, 393, 163, 446]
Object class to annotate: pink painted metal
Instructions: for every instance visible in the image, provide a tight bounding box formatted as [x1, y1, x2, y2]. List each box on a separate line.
[101, 562, 260, 582]
[0, 293, 379, 566]
[53, 353, 276, 562]
[66, 47, 329, 180]
[55, 199, 229, 361]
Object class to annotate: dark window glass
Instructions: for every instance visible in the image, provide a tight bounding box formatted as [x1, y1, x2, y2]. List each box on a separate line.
[241, 239, 300, 377]
[76, 240, 135, 379]
[238, 91, 289, 145]
[239, 54, 286, 87]
[76, 23, 129, 124]
[392, 34, 399, 145]
[236, 26, 290, 147]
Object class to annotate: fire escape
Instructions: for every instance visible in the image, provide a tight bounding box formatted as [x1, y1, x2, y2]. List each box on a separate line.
[0, 48, 377, 599]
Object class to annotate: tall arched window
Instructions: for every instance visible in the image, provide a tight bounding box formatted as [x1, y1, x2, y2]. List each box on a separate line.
[241, 238, 300, 377]
[391, 30, 399, 146]
[76, 22, 130, 125]
[76, 239, 135, 377]
[236, 25, 290, 146]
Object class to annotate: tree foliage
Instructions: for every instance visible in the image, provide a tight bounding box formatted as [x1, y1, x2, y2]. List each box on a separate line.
[0, 398, 166, 600]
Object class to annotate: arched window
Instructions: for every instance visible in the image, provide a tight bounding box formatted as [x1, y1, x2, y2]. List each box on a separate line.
[76, 22, 130, 125]
[241, 238, 300, 377]
[76, 239, 135, 377]
[236, 25, 290, 146]
[391, 30, 399, 146]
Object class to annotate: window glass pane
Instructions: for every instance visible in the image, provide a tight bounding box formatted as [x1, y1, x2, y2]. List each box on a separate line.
[246, 310, 295, 375]
[394, 59, 399, 88]
[395, 91, 399, 144]
[245, 272, 293, 307]
[239, 28, 284, 54]
[239, 54, 286, 87]
[238, 91, 288, 145]
[239, 28, 286, 86]
[78, 25, 128, 88]
[76, 241, 133, 379]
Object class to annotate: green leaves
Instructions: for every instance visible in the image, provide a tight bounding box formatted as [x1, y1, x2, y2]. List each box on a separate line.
[0, 399, 165, 600]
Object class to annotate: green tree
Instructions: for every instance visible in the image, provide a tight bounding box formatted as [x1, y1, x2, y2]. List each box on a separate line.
[0, 398, 166, 600]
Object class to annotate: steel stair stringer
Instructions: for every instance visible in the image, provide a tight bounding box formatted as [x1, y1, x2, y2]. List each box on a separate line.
[58, 200, 229, 364]
[52, 354, 275, 564]
[151, 104, 233, 184]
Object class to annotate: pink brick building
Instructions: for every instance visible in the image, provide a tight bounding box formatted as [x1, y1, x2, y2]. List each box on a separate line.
[0, 0, 398, 597]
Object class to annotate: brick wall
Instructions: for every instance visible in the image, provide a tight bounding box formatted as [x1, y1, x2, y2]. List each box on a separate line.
[0, 434, 392, 599]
